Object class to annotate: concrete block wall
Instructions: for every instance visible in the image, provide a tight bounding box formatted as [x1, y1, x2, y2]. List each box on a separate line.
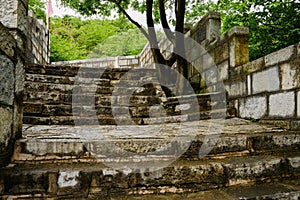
[0, 0, 27, 166]
[26, 11, 50, 64]
[52, 56, 140, 68]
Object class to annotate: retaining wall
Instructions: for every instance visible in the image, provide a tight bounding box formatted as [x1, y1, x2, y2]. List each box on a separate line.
[0, 0, 27, 166]
[52, 55, 140, 68]
[26, 11, 50, 64]
[228, 43, 300, 130]
[139, 11, 299, 129]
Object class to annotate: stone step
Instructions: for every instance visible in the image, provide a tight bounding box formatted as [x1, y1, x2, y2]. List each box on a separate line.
[25, 73, 162, 87]
[25, 64, 158, 80]
[23, 92, 162, 106]
[24, 82, 164, 97]
[14, 118, 300, 163]
[22, 108, 226, 125]
[109, 181, 300, 200]
[23, 99, 218, 118]
[2, 152, 300, 199]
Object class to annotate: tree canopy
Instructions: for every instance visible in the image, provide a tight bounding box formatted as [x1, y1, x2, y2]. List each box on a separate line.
[28, 0, 46, 22]
[60, 0, 190, 80]
[187, 0, 300, 60]
[50, 16, 144, 62]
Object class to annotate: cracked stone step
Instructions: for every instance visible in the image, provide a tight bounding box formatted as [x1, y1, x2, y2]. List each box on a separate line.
[14, 119, 300, 163]
[2, 153, 300, 198]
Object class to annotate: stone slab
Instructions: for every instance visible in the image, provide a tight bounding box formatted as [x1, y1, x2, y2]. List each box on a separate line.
[252, 66, 280, 94]
[281, 62, 300, 90]
[265, 44, 295, 67]
[0, 55, 14, 106]
[269, 91, 295, 117]
[239, 96, 267, 119]
[0, 107, 13, 146]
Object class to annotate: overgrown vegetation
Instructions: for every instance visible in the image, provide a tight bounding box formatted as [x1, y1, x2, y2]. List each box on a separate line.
[187, 0, 300, 61]
[29, 0, 300, 63]
[28, 0, 46, 22]
[50, 16, 145, 62]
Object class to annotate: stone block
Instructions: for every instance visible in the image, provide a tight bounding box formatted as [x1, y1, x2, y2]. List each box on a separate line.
[204, 67, 218, 85]
[265, 45, 295, 67]
[15, 58, 24, 94]
[291, 120, 300, 131]
[252, 66, 280, 94]
[0, 0, 18, 28]
[247, 75, 251, 95]
[218, 60, 228, 81]
[297, 91, 300, 117]
[280, 60, 300, 90]
[58, 171, 79, 188]
[0, 55, 15, 106]
[0, 25, 16, 58]
[269, 91, 295, 117]
[214, 42, 229, 64]
[228, 27, 249, 68]
[227, 81, 246, 97]
[0, 107, 13, 148]
[240, 57, 264, 75]
[202, 53, 215, 70]
[239, 96, 267, 119]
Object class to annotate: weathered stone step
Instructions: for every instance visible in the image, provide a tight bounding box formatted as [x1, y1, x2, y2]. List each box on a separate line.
[25, 64, 158, 80]
[2, 153, 300, 199]
[112, 181, 300, 200]
[22, 108, 225, 125]
[25, 73, 111, 86]
[23, 99, 217, 118]
[14, 118, 300, 163]
[24, 82, 163, 97]
[23, 92, 162, 106]
[25, 73, 162, 87]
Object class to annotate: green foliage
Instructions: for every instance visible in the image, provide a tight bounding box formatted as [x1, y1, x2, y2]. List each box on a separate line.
[50, 16, 143, 62]
[28, 0, 46, 22]
[87, 29, 148, 58]
[187, 0, 300, 61]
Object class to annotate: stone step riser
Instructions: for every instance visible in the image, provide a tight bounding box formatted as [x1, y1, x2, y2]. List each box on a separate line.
[23, 102, 219, 117]
[25, 74, 165, 88]
[2, 154, 300, 198]
[25, 65, 158, 80]
[22, 109, 224, 125]
[12, 132, 300, 163]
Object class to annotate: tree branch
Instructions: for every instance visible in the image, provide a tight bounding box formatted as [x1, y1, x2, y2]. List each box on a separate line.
[146, 0, 159, 49]
[112, 1, 150, 41]
[158, 0, 175, 44]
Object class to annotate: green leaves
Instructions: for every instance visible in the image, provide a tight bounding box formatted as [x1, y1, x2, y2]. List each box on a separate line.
[50, 16, 142, 62]
[187, 0, 300, 61]
[87, 28, 148, 58]
[28, 0, 46, 22]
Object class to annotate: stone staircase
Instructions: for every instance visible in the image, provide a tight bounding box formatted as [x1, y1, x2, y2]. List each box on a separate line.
[22, 63, 225, 126]
[0, 61, 300, 199]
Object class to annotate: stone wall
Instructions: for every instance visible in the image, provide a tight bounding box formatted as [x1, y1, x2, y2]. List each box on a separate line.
[0, 0, 27, 166]
[52, 55, 140, 68]
[139, 11, 299, 129]
[26, 11, 50, 64]
[227, 43, 300, 130]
